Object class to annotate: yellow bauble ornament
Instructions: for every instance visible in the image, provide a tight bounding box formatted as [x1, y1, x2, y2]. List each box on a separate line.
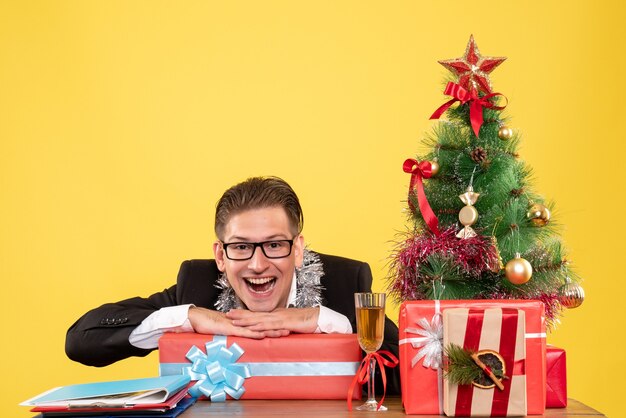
[430, 160, 440, 176]
[559, 277, 585, 309]
[505, 253, 532, 285]
[498, 126, 513, 140]
[527, 203, 551, 227]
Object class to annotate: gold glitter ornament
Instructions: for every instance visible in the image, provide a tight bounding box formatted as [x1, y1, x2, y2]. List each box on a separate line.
[498, 126, 513, 140]
[559, 277, 585, 309]
[504, 253, 532, 285]
[457, 186, 480, 239]
[430, 159, 440, 176]
[490, 236, 504, 273]
[527, 203, 551, 227]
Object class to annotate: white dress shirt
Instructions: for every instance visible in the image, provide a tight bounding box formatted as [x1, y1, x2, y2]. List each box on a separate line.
[129, 273, 352, 349]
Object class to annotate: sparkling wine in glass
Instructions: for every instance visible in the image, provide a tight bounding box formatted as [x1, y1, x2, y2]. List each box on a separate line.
[354, 292, 386, 411]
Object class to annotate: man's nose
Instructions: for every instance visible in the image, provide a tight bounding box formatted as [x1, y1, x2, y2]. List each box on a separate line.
[247, 246, 270, 271]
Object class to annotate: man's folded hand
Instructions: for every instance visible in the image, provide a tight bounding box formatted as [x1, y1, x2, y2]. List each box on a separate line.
[226, 307, 320, 334]
[188, 307, 289, 338]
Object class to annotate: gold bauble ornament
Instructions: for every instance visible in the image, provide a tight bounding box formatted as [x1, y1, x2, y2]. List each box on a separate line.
[430, 159, 440, 176]
[559, 277, 585, 309]
[505, 253, 532, 285]
[527, 203, 551, 227]
[498, 126, 513, 140]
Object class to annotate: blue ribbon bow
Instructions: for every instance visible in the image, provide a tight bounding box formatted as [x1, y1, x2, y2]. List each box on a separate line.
[182, 336, 251, 401]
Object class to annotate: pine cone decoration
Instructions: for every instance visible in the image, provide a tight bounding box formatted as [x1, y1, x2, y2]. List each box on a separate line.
[470, 147, 488, 164]
[510, 188, 524, 197]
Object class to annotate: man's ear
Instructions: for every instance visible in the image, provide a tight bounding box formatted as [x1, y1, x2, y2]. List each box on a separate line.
[213, 241, 226, 272]
[294, 234, 305, 268]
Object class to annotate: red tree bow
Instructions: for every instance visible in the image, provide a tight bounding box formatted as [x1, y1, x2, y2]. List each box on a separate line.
[430, 81, 507, 138]
[403, 159, 441, 236]
[347, 350, 399, 411]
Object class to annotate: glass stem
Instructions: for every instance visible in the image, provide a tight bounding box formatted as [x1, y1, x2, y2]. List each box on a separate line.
[368, 355, 376, 402]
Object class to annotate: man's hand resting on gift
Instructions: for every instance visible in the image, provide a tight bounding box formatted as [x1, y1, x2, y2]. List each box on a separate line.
[225, 307, 320, 334]
[188, 307, 290, 338]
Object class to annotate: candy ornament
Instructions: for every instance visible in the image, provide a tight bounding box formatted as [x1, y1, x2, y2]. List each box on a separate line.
[456, 186, 480, 239]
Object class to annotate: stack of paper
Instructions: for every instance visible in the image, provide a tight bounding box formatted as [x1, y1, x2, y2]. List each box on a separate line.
[21, 375, 195, 418]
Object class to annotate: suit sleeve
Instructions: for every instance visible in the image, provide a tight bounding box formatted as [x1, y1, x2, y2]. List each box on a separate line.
[65, 260, 219, 367]
[65, 280, 180, 367]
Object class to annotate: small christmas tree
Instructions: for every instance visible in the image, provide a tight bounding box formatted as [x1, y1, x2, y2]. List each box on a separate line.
[389, 36, 584, 327]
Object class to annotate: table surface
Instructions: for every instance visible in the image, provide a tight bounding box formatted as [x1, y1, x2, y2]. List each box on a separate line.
[181, 397, 605, 417]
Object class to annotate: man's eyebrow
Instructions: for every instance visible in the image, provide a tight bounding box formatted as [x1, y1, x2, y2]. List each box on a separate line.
[264, 234, 291, 240]
[227, 234, 290, 242]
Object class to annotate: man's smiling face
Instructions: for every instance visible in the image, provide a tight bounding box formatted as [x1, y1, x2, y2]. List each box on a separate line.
[214, 206, 304, 312]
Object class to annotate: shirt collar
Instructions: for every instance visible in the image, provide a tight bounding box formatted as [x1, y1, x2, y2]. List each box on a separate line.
[287, 271, 297, 308]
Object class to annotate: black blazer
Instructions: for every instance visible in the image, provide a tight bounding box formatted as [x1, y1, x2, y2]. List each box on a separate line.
[66, 253, 400, 394]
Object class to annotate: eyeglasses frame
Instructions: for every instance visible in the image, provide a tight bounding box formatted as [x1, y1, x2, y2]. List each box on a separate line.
[220, 239, 295, 261]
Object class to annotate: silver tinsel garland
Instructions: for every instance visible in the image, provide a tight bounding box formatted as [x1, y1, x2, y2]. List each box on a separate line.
[214, 248, 325, 312]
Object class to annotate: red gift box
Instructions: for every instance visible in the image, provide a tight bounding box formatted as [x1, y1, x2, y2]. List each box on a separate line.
[546, 345, 567, 408]
[443, 308, 527, 417]
[159, 333, 362, 400]
[399, 300, 546, 415]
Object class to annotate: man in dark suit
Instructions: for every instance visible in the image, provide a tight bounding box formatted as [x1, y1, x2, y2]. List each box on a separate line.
[66, 177, 400, 394]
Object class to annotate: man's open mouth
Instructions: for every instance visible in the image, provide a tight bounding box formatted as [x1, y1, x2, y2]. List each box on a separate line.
[244, 277, 277, 294]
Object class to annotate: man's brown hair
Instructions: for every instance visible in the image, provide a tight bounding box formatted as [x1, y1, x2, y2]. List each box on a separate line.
[214, 177, 304, 239]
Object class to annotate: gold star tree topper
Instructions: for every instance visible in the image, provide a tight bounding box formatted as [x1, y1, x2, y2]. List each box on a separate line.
[438, 35, 506, 94]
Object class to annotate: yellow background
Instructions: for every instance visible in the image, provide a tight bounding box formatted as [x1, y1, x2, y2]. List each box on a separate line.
[1, 1, 623, 416]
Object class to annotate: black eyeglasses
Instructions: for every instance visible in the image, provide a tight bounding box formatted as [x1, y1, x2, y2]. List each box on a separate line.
[221, 239, 294, 261]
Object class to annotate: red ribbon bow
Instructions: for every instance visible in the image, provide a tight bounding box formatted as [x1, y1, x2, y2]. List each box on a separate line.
[402, 159, 440, 236]
[347, 350, 399, 411]
[430, 82, 507, 138]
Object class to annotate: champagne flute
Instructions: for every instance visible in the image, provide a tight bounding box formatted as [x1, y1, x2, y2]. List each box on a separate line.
[354, 292, 386, 411]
